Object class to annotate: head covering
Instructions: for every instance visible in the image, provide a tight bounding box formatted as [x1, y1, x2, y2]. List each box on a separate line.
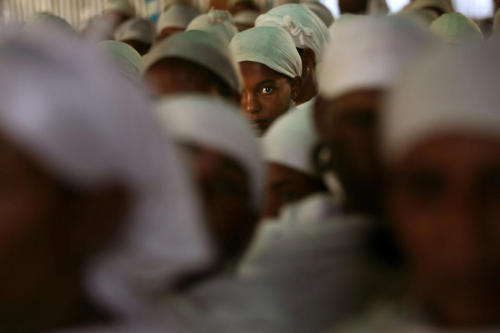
[395, 8, 439, 26]
[318, 16, 437, 100]
[430, 12, 483, 44]
[186, 9, 238, 44]
[155, 95, 264, 208]
[234, 10, 260, 27]
[28, 12, 74, 33]
[105, 0, 136, 16]
[262, 106, 318, 175]
[383, 41, 500, 163]
[157, 4, 199, 33]
[115, 18, 156, 45]
[0, 25, 213, 316]
[401, 0, 454, 15]
[143, 30, 242, 93]
[301, 2, 334, 27]
[367, 0, 389, 16]
[98, 40, 142, 81]
[255, 4, 329, 61]
[230, 26, 302, 78]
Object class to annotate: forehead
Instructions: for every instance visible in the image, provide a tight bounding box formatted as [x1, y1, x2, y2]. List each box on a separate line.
[239, 61, 288, 85]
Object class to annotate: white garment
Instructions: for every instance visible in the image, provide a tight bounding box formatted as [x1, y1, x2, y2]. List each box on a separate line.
[98, 40, 142, 82]
[157, 4, 199, 33]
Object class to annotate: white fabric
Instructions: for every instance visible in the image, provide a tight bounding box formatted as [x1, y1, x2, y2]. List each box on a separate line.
[430, 12, 483, 45]
[318, 16, 437, 100]
[367, 0, 389, 16]
[401, 0, 454, 15]
[143, 30, 242, 93]
[28, 12, 75, 33]
[105, 0, 136, 16]
[186, 9, 238, 44]
[98, 40, 142, 82]
[0, 24, 213, 317]
[230, 26, 302, 79]
[114, 18, 156, 45]
[157, 4, 199, 33]
[301, 1, 334, 27]
[155, 95, 265, 208]
[395, 9, 439, 26]
[262, 105, 319, 176]
[234, 10, 260, 27]
[383, 41, 500, 163]
[255, 4, 329, 61]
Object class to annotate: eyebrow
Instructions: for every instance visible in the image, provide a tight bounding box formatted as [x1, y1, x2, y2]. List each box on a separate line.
[257, 79, 277, 86]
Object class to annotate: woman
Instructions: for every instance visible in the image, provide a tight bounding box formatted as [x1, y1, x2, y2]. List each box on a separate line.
[114, 18, 156, 55]
[156, 4, 199, 42]
[186, 9, 238, 45]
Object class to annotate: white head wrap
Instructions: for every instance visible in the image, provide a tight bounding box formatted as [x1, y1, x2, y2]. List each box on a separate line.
[157, 4, 199, 33]
[255, 4, 329, 61]
[430, 12, 483, 45]
[186, 9, 238, 44]
[28, 12, 75, 33]
[230, 26, 302, 79]
[0, 25, 213, 317]
[155, 95, 264, 208]
[367, 0, 389, 16]
[262, 106, 319, 175]
[105, 0, 136, 16]
[395, 8, 439, 26]
[98, 40, 142, 82]
[234, 10, 260, 27]
[318, 16, 437, 100]
[143, 30, 242, 93]
[401, 0, 454, 15]
[301, 2, 334, 27]
[383, 41, 500, 163]
[115, 18, 156, 45]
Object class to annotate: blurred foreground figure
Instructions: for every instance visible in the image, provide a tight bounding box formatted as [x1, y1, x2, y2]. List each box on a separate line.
[156, 4, 199, 42]
[338, 39, 500, 331]
[0, 25, 212, 332]
[114, 18, 156, 55]
[104, 0, 136, 29]
[230, 26, 302, 135]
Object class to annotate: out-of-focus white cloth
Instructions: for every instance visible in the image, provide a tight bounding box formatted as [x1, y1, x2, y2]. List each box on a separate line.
[262, 106, 319, 176]
[255, 4, 329, 61]
[318, 16, 437, 100]
[234, 10, 260, 27]
[230, 26, 302, 79]
[98, 40, 142, 82]
[301, 1, 334, 27]
[105, 0, 136, 16]
[0, 24, 213, 318]
[28, 12, 75, 33]
[143, 30, 242, 93]
[401, 0, 454, 15]
[383, 39, 500, 163]
[367, 0, 389, 16]
[186, 9, 238, 44]
[430, 12, 483, 44]
[157, 4, 199, 33]
[155, 95, 265, 208]
[114, 18, 156, 45]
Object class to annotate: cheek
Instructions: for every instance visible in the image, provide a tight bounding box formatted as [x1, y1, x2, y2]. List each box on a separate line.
[261, 90, 292, 118]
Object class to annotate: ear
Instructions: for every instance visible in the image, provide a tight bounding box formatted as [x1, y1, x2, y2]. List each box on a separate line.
[300, 48, 316, 76]
[290, 75, 302, 102]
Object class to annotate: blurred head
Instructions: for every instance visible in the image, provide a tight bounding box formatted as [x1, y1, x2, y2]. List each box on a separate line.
[314, 16, 436, 215]
[114, 18, 156, 55]
[156, 4, 199, 42]
[104, 0, 135, 28]
[402, 0, 454, 18]
[230, 26, 302, 135]
[430, 13, 483, 45]
[338, 0, 368, 14]
[156, 96, 264, 261]
[383, 42, 500, 327]
[186, 9, 238, 44]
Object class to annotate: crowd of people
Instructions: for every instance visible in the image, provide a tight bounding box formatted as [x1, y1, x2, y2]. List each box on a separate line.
[1, 0, 500, 331]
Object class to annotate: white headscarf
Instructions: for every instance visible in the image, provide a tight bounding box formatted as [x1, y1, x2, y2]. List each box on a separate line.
[401, 0, 454, 15]
[430, 12, 483, 45]
[0, 25, 213, 317]
[234, 10, 260, 27]
[105, 0, 136, 16]
[493, 9, 500, 34]
[262, 106, 319, 176]
[383, 41, 500, 163]
[115, 18, 156, 45]
[318, 16, 437, 100]
[255, 4, 329, 61]
[98, 40, 142, 82]
[142, 30, 242, 93]
[230, 26, 302, 79]
[301, 1, 334, 27]
[28, 12, 75, 33]
[186, 9, 238, 44]
[155, 95, 265, 208]
[157, 4, 199, 33]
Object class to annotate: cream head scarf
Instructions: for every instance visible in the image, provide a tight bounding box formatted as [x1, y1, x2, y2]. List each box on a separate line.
[318, 16, 437, 100]
[401, 0, 454, 15]
[98, 40, 142, 81]
[105, 0, 136, 16]
[301, 1, 334, 27]
[157, 4, 199, 33]
[255, 4, 329, 61]
[143, 30, 242, 93]
[155, 95, 265, 208]
[430, 12, 483, 45]
[0, 25, 213, 317]
[114, 18, 156, 45]
[186, 9, 239, 44]
[383, 41, 500, 163]
[230, 26, 302, 79]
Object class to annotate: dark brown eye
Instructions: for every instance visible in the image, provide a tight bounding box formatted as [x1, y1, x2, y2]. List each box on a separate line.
[261, 87, 274, 95]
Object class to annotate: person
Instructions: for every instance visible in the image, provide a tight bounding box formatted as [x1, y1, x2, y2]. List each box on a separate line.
[28, 12, 75, 34]
[255, 4, 329, 105]
[337, 38, 500, 331]
[186, 9, 238, 44]
[98, 40, 142, 82]
[260, 106, 326, 219]
[142, 30, 241, 102]
[314, 16, 436, 218]
[301, 1, 335, 27]
[0, 24, 212, 332]
[156, 4, 199, 42]
[430, 12, 483, 45]
[103, 0, 136, 30]
[229, 26, 302, 135]
[114, 18, 156, 55]
[233, 10, 260, 31]
[155, 95, 264, 268]
[401, 0, 454, 18]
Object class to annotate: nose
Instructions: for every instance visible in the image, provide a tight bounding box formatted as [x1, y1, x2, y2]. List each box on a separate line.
[242, 90, 260, 115]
